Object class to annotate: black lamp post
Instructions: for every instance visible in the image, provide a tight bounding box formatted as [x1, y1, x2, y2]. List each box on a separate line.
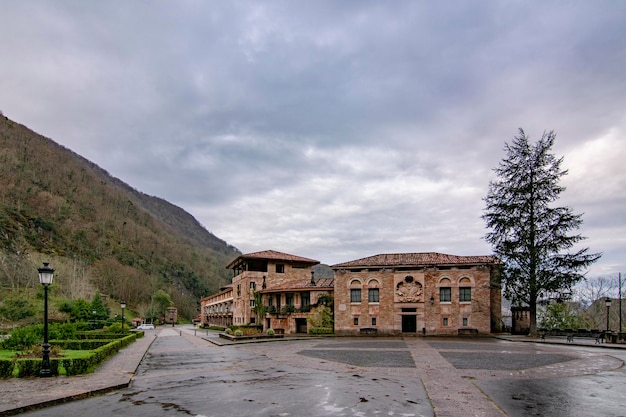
[38, 262, 54, 377]
[605, 297, 612, 333]
[92, 309, 97, 330]
[120, 300, 126, 334]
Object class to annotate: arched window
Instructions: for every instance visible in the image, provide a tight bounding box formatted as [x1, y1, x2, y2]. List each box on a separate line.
[350, 279, 362, 303]
[367, 278, 380, 303]
[459, 277, 472, 302]
[438, 277, 452, 303]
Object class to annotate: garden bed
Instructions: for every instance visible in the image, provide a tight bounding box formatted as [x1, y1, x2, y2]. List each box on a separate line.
[0, 332, 141, 378]
[219, 333, 284, 341]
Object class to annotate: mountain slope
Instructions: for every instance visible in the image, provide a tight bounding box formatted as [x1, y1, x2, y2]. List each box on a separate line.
[0, 115, 240, 319]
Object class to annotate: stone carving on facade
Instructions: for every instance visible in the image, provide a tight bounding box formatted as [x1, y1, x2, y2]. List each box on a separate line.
[396, 275, 423, 302]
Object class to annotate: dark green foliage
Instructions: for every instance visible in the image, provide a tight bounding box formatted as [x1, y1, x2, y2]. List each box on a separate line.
[0, 332, 139, 377]
[308, 327, 334, 334]
[482, 129, 601, 334]
[0, 296, 35, 321]
[0, 322, 78, 349]
[280, 305, 296, 315]
[151, 289, 173, 316]
[0, 325, 40, 350]
[58, 299, 92, 322]
[90, 292, 110, 321]
[251, 291, 267, 322]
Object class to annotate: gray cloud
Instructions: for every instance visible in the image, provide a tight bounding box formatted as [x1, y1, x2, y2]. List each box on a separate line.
[1, 1, 625, 275]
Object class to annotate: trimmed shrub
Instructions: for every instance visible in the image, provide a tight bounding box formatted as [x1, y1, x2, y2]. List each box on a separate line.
[266, 328, 275, 336]
[234, 330, 243, 337]
[309, 327, 333, 334]
[0, 332, 138, 377]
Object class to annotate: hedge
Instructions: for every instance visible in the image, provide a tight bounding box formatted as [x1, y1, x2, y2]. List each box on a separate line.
[309, 327, 333, 334]
[0, 332, 140, 378]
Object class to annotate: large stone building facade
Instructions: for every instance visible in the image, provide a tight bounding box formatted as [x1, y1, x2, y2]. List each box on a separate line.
[201, 250, 501, 336]
[201, 250, 333, 335]
[332, 253, 501, 336]
[201, 284, 234, 328]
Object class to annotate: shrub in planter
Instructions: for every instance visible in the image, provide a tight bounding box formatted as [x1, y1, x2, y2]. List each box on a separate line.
[266, 328, 275, 336]
[234, 330, 243, 337]
[225, 328, 233, 335]
[309, 327, 333, 334]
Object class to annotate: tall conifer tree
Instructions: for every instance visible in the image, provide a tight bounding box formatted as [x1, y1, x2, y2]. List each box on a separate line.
[483, 129, 601, 334]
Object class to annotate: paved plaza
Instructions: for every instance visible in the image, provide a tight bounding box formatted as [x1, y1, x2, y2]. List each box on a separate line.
[1, 326, 625, 417]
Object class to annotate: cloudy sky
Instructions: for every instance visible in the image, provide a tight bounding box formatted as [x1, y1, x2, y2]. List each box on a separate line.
[1, 1, 624, 277]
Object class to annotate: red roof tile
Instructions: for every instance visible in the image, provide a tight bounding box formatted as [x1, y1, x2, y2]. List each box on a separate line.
[331, 252, 497, 268]
[260, 277, 335, 292]
[226, 250, 319, 269]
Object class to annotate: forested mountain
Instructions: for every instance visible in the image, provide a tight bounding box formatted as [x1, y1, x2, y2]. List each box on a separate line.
[0, 115, 240, 320]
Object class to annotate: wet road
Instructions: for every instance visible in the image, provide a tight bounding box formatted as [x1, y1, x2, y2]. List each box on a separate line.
[18, 328, 626, 417]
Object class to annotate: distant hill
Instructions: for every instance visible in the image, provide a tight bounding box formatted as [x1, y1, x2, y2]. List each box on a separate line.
[0, 115, 240, 319]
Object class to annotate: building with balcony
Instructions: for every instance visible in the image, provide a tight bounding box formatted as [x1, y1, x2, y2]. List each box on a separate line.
[222, 250, 333, 334]
[202, 250, 501, 337]
[201, 284, 234, 328]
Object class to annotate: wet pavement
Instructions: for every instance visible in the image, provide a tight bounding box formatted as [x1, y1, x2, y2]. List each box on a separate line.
[2, 326, 626, 417]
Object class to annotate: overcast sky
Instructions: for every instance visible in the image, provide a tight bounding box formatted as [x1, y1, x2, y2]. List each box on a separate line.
[1, 1, 624, 278]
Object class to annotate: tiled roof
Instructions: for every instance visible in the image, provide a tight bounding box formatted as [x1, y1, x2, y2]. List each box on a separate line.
[331, 252, 498, 268]
[226, 249, 319, 269]
[261, 277, 335, 292]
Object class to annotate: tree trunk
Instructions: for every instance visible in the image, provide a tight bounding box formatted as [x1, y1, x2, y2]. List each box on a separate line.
[529, 300, 537, 336]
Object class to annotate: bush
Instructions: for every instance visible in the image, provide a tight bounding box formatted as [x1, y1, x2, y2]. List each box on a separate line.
[225, 328, 233, 335]
[106, 321, 122, 333]
[234, 330, 243, 337]
[0, 325, 40, 350]
[280, 305, 296, 315]
[266, 328, 275, 336]
[309, 327, 333, 334]
[0, 330, 140, 378]
[1, 322, 82, 350]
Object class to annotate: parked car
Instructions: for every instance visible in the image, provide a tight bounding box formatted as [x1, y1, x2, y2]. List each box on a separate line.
[137, 323, 155, 330]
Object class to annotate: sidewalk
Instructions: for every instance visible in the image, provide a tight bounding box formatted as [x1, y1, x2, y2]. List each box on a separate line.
[0, 331, 156, 417]
[495, 333, 626, 349]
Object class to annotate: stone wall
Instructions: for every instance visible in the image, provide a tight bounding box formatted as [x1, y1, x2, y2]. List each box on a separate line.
[334, 265, 499, 336]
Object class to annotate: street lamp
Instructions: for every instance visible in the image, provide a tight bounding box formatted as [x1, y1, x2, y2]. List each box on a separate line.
[92, 309, 97, 330]
[605, 297, 612, 333]
[38, 262, 54, 377]
[120, 300, 126, 334]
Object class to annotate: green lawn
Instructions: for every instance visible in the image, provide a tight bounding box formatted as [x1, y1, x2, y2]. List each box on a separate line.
[0, 349, 93, 359]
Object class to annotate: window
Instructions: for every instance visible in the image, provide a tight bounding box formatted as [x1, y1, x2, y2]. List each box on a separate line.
[276, 264, 285, 273]
[350, 289, 361, 303]
[250, 300, 255, 307]
[250, 282, 256, 290]
[462, 317, 469, 327]
[286, 293, 294, 306]
[300, 292, 310, 307]
[440, 287, 451, 302]
[368, 288, 380, 302]
[459, 287, 471, 302]
[371, 317, 377, 326]
[353, 317, 359, 326]
[443, 317, 448, 326]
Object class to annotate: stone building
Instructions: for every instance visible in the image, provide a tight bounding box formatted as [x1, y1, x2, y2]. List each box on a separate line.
[331, 252, 501, 336]
[201, 284, 234, 328]
[162, 306, 178, 325]
[202, 250, 334, 335]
